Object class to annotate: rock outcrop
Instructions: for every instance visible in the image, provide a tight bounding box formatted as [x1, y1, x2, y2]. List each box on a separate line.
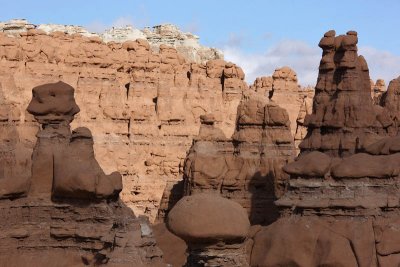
[180, 90, 296, 225]
[0, 81, 165, 267]
[0, 27, 246, 222]
[299, 30, 394, 157]
[250, 67, 314, 152]
[0, 19, 222, 64]
[250, 31, 400, 267]
[381, 76, 400, 128]
[371, 78, 386, 105]
[167, 193, 250, 267]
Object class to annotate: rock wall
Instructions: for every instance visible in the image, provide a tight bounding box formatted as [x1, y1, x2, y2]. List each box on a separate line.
[0, 19, 223, 64]
[250, 66, 314, 151]
[249, 31, 400, 267]
[0, 29, 246, 222]
[371, 78, 386, 105]
[181, 91, 296, 225]
[0, 81, 165, 267]
[299, 30, 395, 157]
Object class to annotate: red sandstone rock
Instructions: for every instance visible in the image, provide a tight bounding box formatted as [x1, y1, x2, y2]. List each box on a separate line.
[300, 30, 394, 157]
[168, 193, 250, 243]
[181, 90, 295, 225]
[0, 30, 246, 221]
[0, 82, 165, 266]
[255, 31, 400, 267]
[167, 193, 250, 266]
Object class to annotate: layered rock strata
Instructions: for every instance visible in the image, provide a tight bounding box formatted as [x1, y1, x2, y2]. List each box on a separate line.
[167, 193, 250, 267]
[180, 90, 296, 225]
[299, 30, 394, 157]
[250, 31, 400, 267]
[250, 67, 314, 151]
[0, 81, 165, 267]
[381, 76, 400, 128]
[0, 19, 222, 64]
[371, 78, 386, 105]
[0, 29, 246, 221]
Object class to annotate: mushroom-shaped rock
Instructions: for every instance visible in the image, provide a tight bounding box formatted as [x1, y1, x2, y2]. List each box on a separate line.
[167, 193, 250, 243]
[200, 113, 216, 125]
[27, 81, 80, 123]
[167, 193, 251, 266]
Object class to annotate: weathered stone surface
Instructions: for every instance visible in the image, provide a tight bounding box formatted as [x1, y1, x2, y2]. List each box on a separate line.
[0, 19, 222, 64]
[181, 91, 296, 225]
[0, 29, 246, 221]
[0, 82, 165, 267]
[371, 78, 386, 105]
[299, 30, 395, 157]
[254, 31, 400, 267]
[381, 76, 400, 127]
[167, 193, 250, 267]
[250, 67, 314, 152]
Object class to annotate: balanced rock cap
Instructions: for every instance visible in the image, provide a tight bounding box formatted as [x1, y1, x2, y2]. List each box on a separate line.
[167, 193, 250, 244]
[27, 81, 80, 118]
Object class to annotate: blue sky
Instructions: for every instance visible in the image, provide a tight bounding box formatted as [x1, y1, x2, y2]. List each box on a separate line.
[1, 0, 399, 85]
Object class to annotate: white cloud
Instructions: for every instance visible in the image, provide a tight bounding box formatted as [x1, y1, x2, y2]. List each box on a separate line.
[223, 40, 320, 86]
[359, 46, 400, 83]
[223, 40, 400, 87]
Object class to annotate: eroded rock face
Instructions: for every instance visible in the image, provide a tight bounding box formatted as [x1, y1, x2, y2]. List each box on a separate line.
[167, 193, 250, 267]
[381, 76, 400, 127]
[0, 28, 246, 221]
[250, 67, 314, 152]
[251, 31, 400, 267]
[180, 90, 296, 225]
[299, 30, 395, 157]
[0, 82, 165, 266]
[371, 78, 386, 105]
[0, 19, 222, 64]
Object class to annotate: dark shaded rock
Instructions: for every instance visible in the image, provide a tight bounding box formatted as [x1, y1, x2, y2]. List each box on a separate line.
[167, 193, 250, 267]
[182, 91, 296, 225]
[0, 81, 165, 266]
[283, 151, 332, 177]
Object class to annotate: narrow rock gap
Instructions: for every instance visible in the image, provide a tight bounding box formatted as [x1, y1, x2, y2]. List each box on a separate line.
[153, 97, 158, 113]
[127, 118, 131, 139]
[125, 83, 130, 100]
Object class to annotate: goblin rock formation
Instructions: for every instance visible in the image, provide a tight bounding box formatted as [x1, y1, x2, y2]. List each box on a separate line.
[299, 30, 394, 157]
[250, 31, 400, 267]
[250, 66, 314, 151]
[179, 90, 296, 225]
[0, 26, 246, 221]
[27, 82, 122, 199]
[168, 193, 250, 267]
[0, 81, 165, 267]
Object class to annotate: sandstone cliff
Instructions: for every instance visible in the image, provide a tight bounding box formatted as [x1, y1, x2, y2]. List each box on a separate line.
[0, 19, 223, 64]
[0, 28, 246, 222]
[0, 81, 165, 267]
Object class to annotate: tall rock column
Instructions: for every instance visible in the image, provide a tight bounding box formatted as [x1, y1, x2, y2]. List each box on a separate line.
[300, 30, 394, 157]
